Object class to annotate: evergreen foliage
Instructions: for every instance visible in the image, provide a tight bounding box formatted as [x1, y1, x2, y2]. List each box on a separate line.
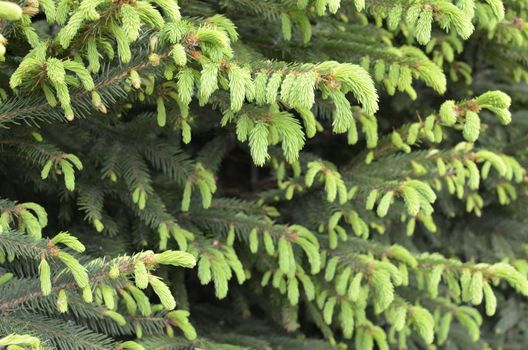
[1, 0, 528, 349]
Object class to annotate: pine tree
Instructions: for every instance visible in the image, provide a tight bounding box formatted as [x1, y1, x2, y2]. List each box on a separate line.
[1, 0, 528, 348]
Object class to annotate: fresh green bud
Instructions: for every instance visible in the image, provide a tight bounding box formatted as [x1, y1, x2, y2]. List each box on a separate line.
[463, 111, 480, 142]
[439, 100, 457, 126]
[134, 261, 149, 289]
[154, 250, 196, 267]
[103, 310, 127, 326]
[0, 1, 23, 21]
[149, 276, 176, 310]
[39, 259, 52, 295]
[57, 289, 68, 313]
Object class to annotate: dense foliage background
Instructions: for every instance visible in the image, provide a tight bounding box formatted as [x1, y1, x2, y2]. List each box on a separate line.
[1, 0, 528, 349]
